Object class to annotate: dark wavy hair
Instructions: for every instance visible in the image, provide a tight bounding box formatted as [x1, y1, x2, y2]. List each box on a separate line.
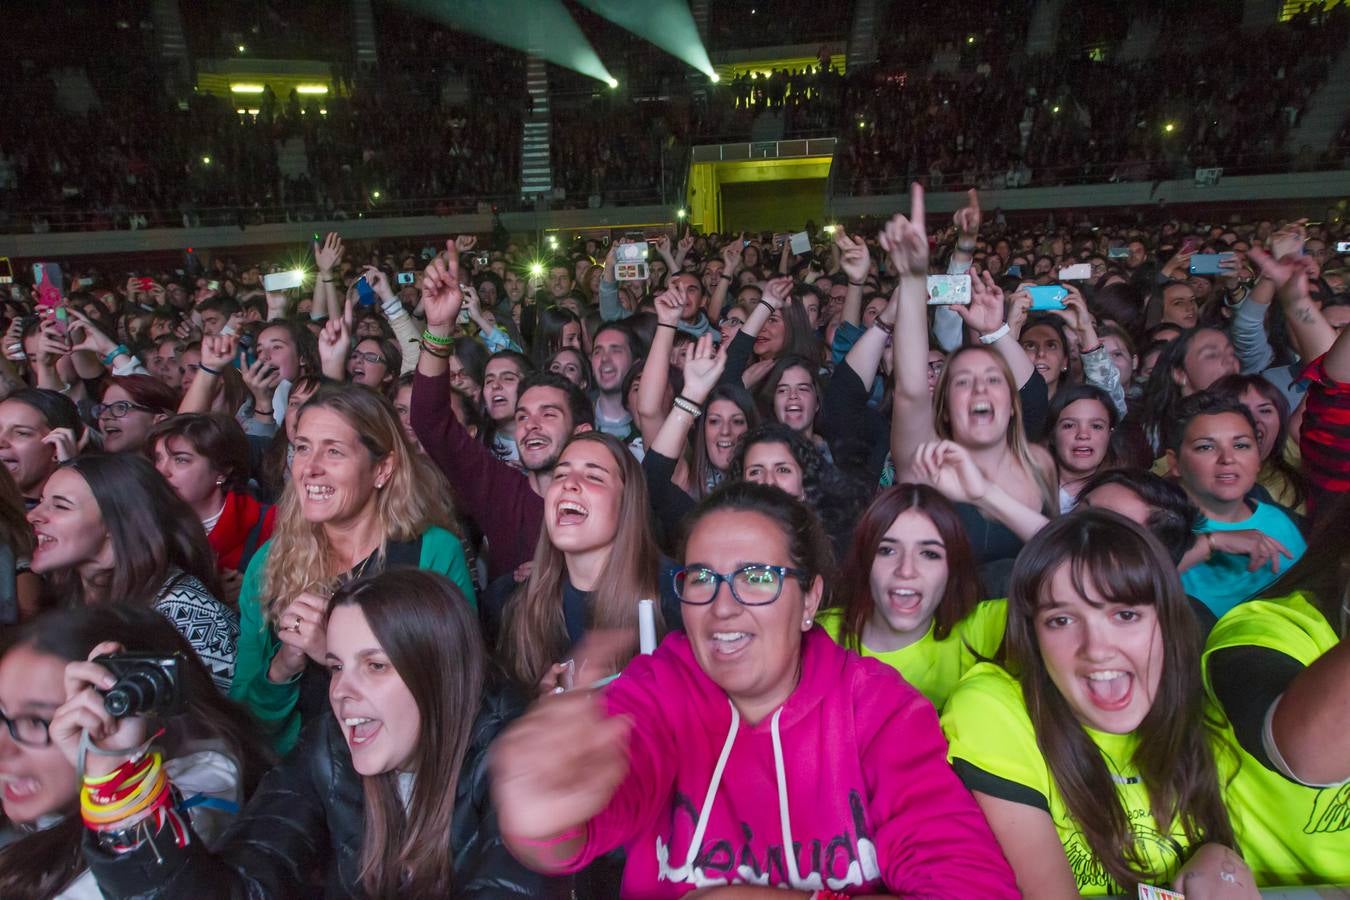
[691, 383, 759, 500]
[1205, 373, 1307, 510]
[0, 604, 272, 900]
[730, 422, 870, 559]
[1076, 468, 1200, 565]
[1005, 510, 1235, 892]
[832, 484, 982, 649]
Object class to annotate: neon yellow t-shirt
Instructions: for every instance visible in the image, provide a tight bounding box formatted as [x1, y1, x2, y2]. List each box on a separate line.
[942, 663, 1195, 895]
[817, 599, 1006, 711]
[1202, 592, 1350, 887]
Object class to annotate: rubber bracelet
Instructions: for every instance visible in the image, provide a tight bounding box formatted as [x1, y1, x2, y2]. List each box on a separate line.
[756, 299, 776, 314]
[978, 323, 1010, 345]
[102, 345, 130, 367]
[656, 322, 677, 331]
[673, 396, 703, 417]
[198, 362, 222, 376]
[849, 279, 866, 286]
[957, 240, 977, 252]
[421, 329, 453, 346]
[1079, 342, 1104, 355]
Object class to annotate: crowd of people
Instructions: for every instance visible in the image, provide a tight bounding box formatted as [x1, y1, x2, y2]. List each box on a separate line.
[5, 3, 1350, 233]
[0, 183, 1348, 897]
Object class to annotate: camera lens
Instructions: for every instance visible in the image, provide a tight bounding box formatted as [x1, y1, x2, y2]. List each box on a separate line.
[103, 669, 170, 719]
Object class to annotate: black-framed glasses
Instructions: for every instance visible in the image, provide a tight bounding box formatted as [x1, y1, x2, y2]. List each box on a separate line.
[348, 350, 386, 365]
[92, 400, 152, 420]
[673, 564, 809, 607]
[0, 708, 51, 747]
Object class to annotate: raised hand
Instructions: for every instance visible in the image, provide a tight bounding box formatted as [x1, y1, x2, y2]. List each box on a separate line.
[878, 183, 930, 278]
[1208, 529, 1295, 573]
[242, 357, 283, 406]
[49, 642, 149, 777]
[200, 333, 239, 372]
[318, 297, 354, 378]
[910, 440, 989, 504]
[721, 239, 743, 275]
[4, 318, 26, 362]
[654, 285, 684, 327]
[1007, 288, 1032, 339]
[835, 232, 870, 284]
[40, 427, 81, 463]
[421, 239, 465, 330]
[315, 232, 344, 274]
[953, 188, 981, 239]
[491, 690, 631, 842]
[677, 234, 694, 255]
[741, 357, 776, 389]
[360, 265, 394, 303]
[680, 333, 728, 404]
[954, 271, 1006, 337]
[1054, 285, 1098, 347]
[454, 235, 477, 254]
[761, 275, 793, 310]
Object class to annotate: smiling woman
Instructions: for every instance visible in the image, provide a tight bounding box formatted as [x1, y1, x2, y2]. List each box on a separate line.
[491, 482, 1018, 897]
[229, 385, 476, 754]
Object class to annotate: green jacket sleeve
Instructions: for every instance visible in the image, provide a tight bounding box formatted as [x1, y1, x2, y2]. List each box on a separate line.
[419, 526, 478, 608]
[227, 542, 303, 754]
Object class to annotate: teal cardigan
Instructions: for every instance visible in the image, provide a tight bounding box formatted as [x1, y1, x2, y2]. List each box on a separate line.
[228, 526, 475, 754]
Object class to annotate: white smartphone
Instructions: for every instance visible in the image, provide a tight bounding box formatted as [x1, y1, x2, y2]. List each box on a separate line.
[262, 270, 306, 292]
[1058, 264, 1092, 281]
[926, 275, 971, 305]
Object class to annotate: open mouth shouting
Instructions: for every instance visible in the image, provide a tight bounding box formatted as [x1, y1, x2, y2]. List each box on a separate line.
[1081, 668, 1134, 712]
[343, 715, 383, 748]
[555, 498, 589, 526]
[709, 630, 751, 657]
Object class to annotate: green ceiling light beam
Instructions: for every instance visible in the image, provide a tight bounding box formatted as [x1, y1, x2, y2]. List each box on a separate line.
[571, 0, 715, 77]
[396, 0, 614, 85]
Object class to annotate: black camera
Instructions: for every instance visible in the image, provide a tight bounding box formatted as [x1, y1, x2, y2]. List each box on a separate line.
[96, 653, 184, 719]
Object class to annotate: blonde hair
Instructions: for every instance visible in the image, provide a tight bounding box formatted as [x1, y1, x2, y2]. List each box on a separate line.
[932, 345, 1057, 516]
[500, 432, 662, 686]
[261, 385, 459, 622]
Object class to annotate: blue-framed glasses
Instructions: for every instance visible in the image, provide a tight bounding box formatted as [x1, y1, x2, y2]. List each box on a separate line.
[672, 564, 809, 607]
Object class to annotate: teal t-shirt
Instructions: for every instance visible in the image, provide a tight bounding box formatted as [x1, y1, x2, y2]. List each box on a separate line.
[1180, 502, 1306, 618]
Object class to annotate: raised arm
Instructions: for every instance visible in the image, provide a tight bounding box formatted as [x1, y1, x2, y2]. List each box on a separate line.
[834, 232, 870, 327]
[416, 242, 462, 380]
[955, 271, 1035, 388]
[316, 297, 353, 382]
[948, 189, 981, 274]
[1249, 246, 1337, 366]
[313, 232, 344, 321]
[707, 240, 742, 325]
[887, 183, 939, 471]
[635, 286, 684, 446]
[650, 332, 726, 463]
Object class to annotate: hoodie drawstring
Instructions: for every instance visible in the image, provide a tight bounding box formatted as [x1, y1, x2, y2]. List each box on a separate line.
[679, 701, 802, 887]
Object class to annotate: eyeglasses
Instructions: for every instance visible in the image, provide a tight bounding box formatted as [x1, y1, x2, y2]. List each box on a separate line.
[927, 361, 946, 376]
[348, 350, 386, 365]
[92, 400, 153, 420]
[673, 564, 809, 607]
[0, 708, 51, 748]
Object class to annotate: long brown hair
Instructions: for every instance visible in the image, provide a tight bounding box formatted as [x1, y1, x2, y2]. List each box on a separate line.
[261, 385, 458, 623]
[833, 484, 982, 649]
[1005, 510, 1234, 891]
[500, 432, 661, 686]
[329, 570, 484, 896]
[48, 454, 223, 606]
[933, 345, 1057, 515]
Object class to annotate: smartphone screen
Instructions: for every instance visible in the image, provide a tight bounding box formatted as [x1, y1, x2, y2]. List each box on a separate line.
[355, 278, 377, 306]
[1027, 285, 1069, 311]
[33, 263, 64, 309]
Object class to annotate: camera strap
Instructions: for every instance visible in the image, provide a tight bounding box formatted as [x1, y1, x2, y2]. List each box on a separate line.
[76, 726, 164, 782]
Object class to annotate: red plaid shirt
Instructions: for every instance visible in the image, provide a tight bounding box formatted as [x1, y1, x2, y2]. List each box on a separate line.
[1299, 352, 1350, 516]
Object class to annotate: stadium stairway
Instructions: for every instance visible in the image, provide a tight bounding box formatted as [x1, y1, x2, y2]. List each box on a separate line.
[150, 0, 192, 93]
[1288, 40, 1350, 154]
[690, 0, 710, 42]
[847, 0, 879, 71]
[350, 0, 379, 72]
[521, 55, 553, 198]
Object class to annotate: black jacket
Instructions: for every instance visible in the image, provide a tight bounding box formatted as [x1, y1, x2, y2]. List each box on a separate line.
[83, 688, 569, 899]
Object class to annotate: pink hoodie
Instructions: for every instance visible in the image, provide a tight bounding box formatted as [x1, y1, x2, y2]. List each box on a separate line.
[562, 628, 1018, 897]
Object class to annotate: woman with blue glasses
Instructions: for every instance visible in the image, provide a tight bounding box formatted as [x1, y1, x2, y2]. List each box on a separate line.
[492, 481, 1017, 898]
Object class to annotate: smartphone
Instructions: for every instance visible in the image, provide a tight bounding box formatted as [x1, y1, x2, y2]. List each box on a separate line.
[926, 275, 971, 305]
[1336, 241, 1350, 253]
[396, 271, 415, 286]
[206, 280, 220, 291]
[1108, 246, 1130, 259]
[1027, 285, 1069, 311]
[456, 306, 471, 326]
[262, 270, 306, 292]
[1004, 265, 1022, 278]
[1189, 252, 1235, 276]
[53, 306, 70, 338]
[0, 257, 13, 285]
[355, 278, 377, 307]
[615, 242, 650, 282]
[32, 263, 64, 309]
[137, 277, 155, 293]
[789, 231, 811, 255]
[475, 254, 489, 267]
[1058, 264, 1092, 281]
